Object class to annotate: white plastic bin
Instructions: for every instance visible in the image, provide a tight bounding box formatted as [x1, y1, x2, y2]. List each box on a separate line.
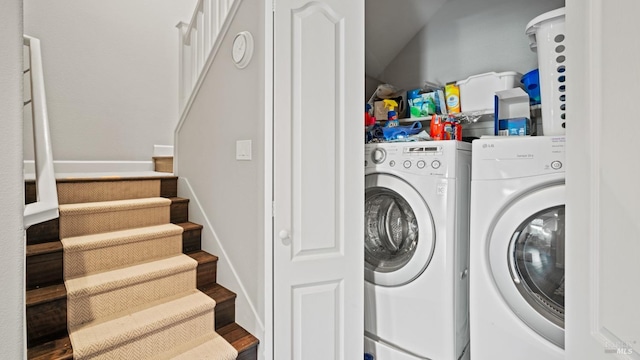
[526, 7, 566, 135]
[456, 71, 522, 113]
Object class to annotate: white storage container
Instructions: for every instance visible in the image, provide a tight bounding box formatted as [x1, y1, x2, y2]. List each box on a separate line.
[526, 7, 566, 135]
[456, 71, 522, 113]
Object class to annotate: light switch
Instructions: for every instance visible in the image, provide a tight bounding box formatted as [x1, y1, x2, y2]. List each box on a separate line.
[236, 140, 252, 161]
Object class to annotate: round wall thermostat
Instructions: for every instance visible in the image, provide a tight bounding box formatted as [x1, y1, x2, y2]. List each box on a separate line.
[232, 31, 254, 69]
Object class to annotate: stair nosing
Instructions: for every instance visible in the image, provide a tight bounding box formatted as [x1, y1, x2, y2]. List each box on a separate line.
[27, 241, 63, 257]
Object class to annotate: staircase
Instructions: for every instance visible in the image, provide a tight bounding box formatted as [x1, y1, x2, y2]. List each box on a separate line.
[24, 174, 259, 359]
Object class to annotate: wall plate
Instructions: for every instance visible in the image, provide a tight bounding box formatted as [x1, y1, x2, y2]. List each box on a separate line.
[232, 31, 254, 69]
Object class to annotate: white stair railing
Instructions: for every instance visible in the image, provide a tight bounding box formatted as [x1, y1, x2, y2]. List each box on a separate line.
[23, 35, 59, 229]
[176, 0, 235, 112]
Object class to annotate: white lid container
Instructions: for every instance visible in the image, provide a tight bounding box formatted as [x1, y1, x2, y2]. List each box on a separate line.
[456, 71, 522, 113]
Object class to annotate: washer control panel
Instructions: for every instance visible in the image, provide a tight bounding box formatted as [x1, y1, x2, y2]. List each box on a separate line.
[365, 142, 464, 177]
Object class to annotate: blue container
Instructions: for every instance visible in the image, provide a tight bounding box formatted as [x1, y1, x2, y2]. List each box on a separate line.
[364, 353, 374, 360]
[521, 69, 541, 105]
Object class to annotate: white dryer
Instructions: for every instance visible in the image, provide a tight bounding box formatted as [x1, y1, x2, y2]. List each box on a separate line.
[364, 140, 471, 360]
[470, 136, 566, 360]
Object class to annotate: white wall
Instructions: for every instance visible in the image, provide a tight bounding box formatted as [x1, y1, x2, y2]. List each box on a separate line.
[380, 0, 565, 91]
[0, 0, 26, 358]
[23, 0, 195, 163]
[175, 0, 266, 355]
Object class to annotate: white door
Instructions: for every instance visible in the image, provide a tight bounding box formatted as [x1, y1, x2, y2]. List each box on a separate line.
[566, 0, 640, 358]
[273, 0, 364, 359]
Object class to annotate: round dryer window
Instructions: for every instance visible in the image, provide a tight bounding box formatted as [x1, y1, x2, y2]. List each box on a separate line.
[364, 174, 435, 287]
[511, 205, 565, 328]
[489, 183, 565, 349]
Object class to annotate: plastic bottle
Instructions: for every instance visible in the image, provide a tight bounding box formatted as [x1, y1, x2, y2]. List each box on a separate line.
[383, 99, 399, 127]
[445, 82, 461, 114]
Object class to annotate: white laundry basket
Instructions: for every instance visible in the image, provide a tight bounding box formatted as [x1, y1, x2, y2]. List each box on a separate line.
[526, 7, 566, 135]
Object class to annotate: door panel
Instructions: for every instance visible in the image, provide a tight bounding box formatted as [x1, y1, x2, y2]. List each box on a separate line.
[567, 0, 640, 358]
[273, 0, 364, 359]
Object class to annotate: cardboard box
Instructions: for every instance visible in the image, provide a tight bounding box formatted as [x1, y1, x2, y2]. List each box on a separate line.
[497, 117, 531, 136]
[494, 88, 531, 136]
[406, 89, 447, 118]
[373, 97, 405, 120]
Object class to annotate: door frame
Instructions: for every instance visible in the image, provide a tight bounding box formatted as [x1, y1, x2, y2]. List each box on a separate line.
[263, 0, 274, 359]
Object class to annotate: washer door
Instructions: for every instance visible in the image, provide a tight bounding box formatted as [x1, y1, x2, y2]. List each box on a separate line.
[365, 174, 435, 287]
[489, 184, 565, 348]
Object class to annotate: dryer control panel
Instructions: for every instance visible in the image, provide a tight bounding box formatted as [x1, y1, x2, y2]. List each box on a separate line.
[472, 136, 566, 180]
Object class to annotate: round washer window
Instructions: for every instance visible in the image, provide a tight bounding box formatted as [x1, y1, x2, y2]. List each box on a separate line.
[365, 188, 418, 273]
[510, 205, 565, 328]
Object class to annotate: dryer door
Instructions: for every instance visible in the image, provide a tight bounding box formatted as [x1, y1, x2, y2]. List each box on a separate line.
[365, 173, 436, 287]
[489, 183, 565, 348]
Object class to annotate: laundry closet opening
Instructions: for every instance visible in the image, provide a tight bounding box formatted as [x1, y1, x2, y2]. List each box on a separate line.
[362, 1, 565, 360]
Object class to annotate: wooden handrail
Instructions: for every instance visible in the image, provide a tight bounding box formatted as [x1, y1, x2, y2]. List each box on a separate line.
[23, 35, 59, 229]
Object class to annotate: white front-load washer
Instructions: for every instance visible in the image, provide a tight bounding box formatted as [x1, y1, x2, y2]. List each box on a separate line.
[364, 140, 472, 360]
[470, 136, 566, 360]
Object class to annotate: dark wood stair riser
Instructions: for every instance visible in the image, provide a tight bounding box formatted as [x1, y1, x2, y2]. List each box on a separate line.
[160, 178, 178, 198]
[26, 284, 67, 348]
[180, 222, 202, 253]
[200, 284, 237, 330]
[170, 197, 189, 223]
[187, 251, 218, 288]
[26, 223, 203, 290]
[27, 219, 60, 246]
[26, 244, 63, 290]
[26, 297, 67, 348]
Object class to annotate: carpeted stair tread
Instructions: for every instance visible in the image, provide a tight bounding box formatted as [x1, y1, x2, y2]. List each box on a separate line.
[69, 290, 220, 360]
[57, 179, 161, 204]
[66, 255, 197, 327]
[59, 197, 171, 238]
[62, 223, 184, 278]
[157, 332, 238, 360]
[59, 197, 170, 215]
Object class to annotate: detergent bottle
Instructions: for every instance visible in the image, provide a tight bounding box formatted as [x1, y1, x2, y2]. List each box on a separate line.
[383, 99, 399, 127]
[365, 104, 376, 126]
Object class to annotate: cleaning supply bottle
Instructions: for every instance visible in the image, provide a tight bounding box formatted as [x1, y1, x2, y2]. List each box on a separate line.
[430, 114, 443, 140]
[365, 104, 376, 126]
[445, 82, 461, 114]
[383, 99, 399, 127]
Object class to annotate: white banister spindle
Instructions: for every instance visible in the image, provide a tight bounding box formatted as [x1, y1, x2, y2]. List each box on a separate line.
[23, 35, 59, 228]
[177, 0, 237, 113]
[220, 0, 228, 23]
[197, 10, 206, 70]
[190, 29, 198, 87]
[203, 0, 212, 52]
[176, 22, 188, 110]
